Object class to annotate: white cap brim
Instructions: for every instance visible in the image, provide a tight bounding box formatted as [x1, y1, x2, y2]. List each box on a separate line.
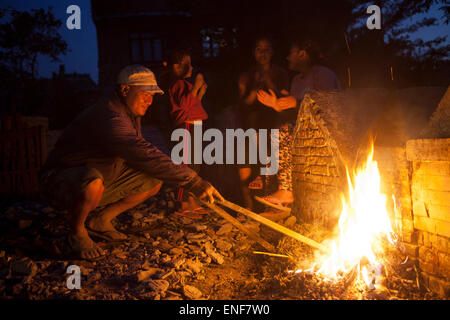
[137, 85, 164, 95]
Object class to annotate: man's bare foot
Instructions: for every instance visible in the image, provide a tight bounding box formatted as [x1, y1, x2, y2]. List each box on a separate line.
[271, 190, 294, 204]
[87, 216, 128, 241]
[68, 231, 104, 260]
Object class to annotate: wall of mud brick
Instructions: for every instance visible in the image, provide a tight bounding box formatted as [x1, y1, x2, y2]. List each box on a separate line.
[405, 139, 450, 297]
[292, 111, 343, 229]
[374, 147, 413, 245]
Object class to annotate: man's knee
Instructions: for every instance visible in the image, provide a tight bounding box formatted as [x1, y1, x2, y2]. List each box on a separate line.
[135, 181, 162, 199]
[85, 178, 104, 195]
[148, 181, 162, 195]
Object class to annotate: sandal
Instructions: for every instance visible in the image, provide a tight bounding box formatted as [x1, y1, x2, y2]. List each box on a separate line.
[192, 207, 211, 215]
[254, 195, 291, 213]
[248, 176, 263, 190]
[259, 210, 291, 222]
[174, 210, 203, 220]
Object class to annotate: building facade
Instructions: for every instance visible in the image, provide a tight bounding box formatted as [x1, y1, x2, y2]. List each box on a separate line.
[91, 0, 248, 90]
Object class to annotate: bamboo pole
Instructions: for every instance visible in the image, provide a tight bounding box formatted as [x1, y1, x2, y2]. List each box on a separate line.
[252, 251, 293, 259]
[217, 199, 327, 252]
[197, 198, 276, 252]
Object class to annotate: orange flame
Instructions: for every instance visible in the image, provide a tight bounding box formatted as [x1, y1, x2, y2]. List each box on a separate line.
[306, 145, 396, 288]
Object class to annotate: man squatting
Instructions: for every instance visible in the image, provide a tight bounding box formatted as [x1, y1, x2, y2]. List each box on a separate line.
[39, 65, 224, 260]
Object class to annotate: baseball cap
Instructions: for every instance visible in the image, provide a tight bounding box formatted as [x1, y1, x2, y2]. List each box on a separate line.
[117, 64, 164, 94]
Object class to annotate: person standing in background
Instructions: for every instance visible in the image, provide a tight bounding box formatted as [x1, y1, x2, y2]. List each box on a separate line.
[256, 39, 341, 209]
[237, 37, 289, 210]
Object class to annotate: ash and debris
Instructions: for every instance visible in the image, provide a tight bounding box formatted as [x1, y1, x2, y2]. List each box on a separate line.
[0, 188, 443, 300]
[273, 223, 442, 300]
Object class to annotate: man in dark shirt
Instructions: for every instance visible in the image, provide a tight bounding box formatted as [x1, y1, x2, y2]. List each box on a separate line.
[40, 65, 223, 260]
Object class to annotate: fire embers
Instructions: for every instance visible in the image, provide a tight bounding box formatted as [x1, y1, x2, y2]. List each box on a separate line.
[277, 222, 429, 299]
[360, 257, 385, 290]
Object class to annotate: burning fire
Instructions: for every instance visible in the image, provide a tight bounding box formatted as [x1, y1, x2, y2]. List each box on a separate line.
[301, 145, 397, 289]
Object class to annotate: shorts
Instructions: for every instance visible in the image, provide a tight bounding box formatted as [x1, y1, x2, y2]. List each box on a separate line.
[39, 165, 161, 210]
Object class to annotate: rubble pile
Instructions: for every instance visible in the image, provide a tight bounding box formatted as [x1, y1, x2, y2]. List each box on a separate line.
[0, 187, 269, 300]
[0, 187, 442, 300]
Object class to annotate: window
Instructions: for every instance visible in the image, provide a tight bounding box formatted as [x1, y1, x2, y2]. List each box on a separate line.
[201, 27, 238, 58]
[130, 33, 163, 63]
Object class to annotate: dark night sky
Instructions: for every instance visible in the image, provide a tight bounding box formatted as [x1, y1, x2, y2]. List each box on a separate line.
[2, 0, 98, 82]
[1, 1, 449, 84]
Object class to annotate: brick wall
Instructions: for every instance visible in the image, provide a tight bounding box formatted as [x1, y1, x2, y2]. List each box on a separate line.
[373, 147, 413, 246]
[406, 139, 450, 296]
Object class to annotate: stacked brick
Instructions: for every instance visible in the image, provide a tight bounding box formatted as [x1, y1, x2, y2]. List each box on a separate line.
[292, 89, 389, 229]
[374, 147, 413, 245]
[292, 99, 343, 229]
[406, 139, 450, 296]
[421, 87, 450, 139]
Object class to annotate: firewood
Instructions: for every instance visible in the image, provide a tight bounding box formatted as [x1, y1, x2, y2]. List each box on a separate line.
[252, 251, 293, 260]
[196, 198, 276, 252]
[217, 199, 327, 252]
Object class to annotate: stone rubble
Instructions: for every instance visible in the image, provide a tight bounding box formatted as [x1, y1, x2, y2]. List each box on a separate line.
[216, 223, 233, 236]
[183, 285, 202, 299]
[0, 186, 443, 300]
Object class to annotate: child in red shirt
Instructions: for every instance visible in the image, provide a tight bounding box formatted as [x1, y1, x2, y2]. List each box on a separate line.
[163, 50, 208, 215]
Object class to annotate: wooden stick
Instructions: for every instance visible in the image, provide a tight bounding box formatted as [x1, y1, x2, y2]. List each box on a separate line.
[253, 251, 293, 259]
[197, 198, 276, 252]
[347, 66, 352, 88]
[217, 199, 327, 252]
[344, 32, 352, 55]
